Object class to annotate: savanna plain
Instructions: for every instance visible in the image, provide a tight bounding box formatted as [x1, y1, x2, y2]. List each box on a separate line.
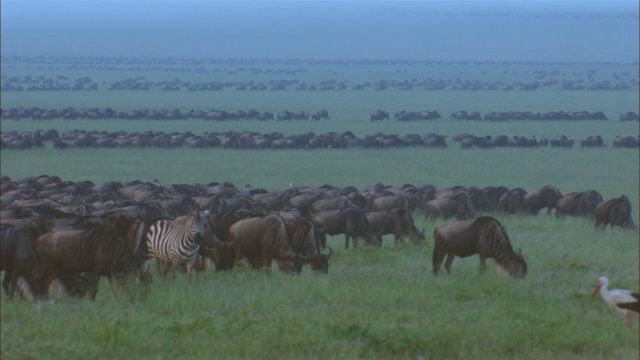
[1, 60, 639, 359]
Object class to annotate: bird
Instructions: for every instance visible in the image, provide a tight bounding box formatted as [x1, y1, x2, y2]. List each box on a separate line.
[590, 276, 639, 329]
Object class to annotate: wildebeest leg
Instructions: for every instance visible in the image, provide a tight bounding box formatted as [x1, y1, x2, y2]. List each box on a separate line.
[3, 271, 15, 298]
[108, 275, 123, 299]
[479, 255, 488, 273]
[345, 234, 350, 249]
[432, 245, 445, 275]
[444, 254, 455, 274]
[15, 276, 35, 301]
[86, 273, 100, 301]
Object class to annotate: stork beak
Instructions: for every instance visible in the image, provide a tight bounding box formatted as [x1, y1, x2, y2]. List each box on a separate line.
[590, 284, 601, 298]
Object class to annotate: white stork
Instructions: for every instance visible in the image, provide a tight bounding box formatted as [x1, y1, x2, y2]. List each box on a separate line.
[590, 276, 640, 329]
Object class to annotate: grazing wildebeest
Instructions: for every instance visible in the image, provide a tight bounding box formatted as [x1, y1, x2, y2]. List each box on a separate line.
[36, 214, 149, 300]
[282, 217, 332, 273]
[432, 216, 527, 278]
[312, 206, 382, 249]
[594, 195, 636, 229]
[229, 214, 300, 272]
[146, 208, 210, 277]
[523, 185, 562, 215]
[365, 208, 425, 245]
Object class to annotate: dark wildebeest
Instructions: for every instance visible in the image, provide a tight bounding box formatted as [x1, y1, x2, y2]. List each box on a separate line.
[497, 188, 527, 214]
[364, 208, 425, 245]
[432, 216, 527, 278]
[556, 190, 603, 218]
[523, 185, 563, 215]
[425, 192, 476, 220]
[371, 195, 409, 212]
[229, 214, 301, 272]
[311, 196, 352, 212]
[312, 206, 382, 249]
[36, 214, 149, 300]
[201, 211, 258, 271]
[594, 195, 636, 229]
[1, 225, 42, 299]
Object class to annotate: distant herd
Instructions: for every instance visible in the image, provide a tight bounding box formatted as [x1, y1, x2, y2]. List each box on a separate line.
[2, 107, 639, 122]
[2, 129, 639, 150]
[1, 175, 636, 300]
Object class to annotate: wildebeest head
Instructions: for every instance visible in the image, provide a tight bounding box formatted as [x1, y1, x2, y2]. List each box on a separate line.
[308, 245, 332, 274]
[500, 249, 527, 279]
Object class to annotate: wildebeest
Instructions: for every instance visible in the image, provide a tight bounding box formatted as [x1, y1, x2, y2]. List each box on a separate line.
[371, 195, 409, 212]
[281, 217, 332, 273]
[370, 109, 389, 121]
[594, 195, 636, 229]
[364, 208, 425, 245]
[523, 185, 562, 215]
[312, 206, 382, 249]
[425, 192, 476, 220]
[432, 216, 527, 278]
[555, 190, 603, 218]
[229, 214, 300, 272]
[36, 214, 149, 300]
[1, 225, 42, 299]
[497, 188, 527, 214]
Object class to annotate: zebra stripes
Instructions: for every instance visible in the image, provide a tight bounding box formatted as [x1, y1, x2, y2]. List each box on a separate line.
[146, 209, 208, 276]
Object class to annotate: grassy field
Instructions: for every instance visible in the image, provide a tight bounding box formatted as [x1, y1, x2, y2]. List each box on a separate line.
[1, 62, 639, 359]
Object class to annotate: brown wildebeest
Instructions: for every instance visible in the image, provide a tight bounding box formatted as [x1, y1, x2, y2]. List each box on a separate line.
[229, 214, 300, 272]
[282, 217, 332, 273]
[556, 190, 603, 218]
[312, 206, 382, 249]
[432, 216, 527, 279]
[364, 208, 425, 245]
[523, 185, 562, 215]
[594, 195, 636, 229]
[36, 214, 149, 300]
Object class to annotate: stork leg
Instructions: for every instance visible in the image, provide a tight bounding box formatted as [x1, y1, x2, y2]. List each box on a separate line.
[627, 313, 633, 329]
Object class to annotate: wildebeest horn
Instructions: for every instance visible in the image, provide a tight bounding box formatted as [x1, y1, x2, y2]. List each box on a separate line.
[518, 248, 522, 254]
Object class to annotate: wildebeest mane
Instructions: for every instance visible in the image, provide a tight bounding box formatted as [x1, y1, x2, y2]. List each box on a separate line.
[469, 216, 526, 276]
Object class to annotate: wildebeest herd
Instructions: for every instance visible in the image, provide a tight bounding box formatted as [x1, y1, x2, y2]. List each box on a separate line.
[1, 175, 635, 302]
[2, 107, 638, 122]
[2, 129, 638, 150]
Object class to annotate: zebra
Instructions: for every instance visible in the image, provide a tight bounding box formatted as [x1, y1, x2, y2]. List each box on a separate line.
[146, 207, 210, 277]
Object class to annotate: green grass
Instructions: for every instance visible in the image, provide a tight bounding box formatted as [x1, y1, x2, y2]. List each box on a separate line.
[1, 62, 639, 359]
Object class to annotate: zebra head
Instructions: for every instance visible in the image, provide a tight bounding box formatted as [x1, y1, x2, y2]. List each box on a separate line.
[188, 207, 210, 243]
